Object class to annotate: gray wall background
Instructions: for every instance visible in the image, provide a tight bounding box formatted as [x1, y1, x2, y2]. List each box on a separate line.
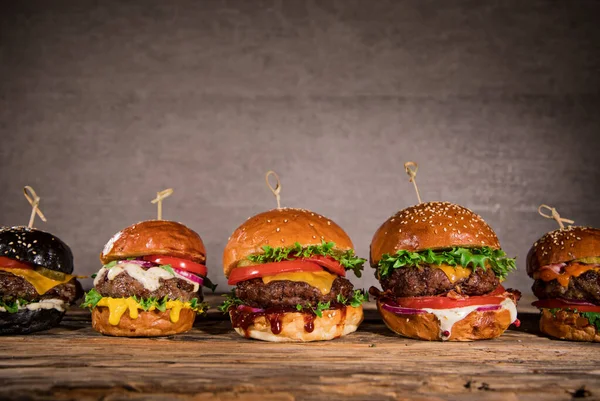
[1, 0, 599, 294]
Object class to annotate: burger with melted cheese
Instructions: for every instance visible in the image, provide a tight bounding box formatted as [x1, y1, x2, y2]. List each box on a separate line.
[0, 226, 82, 334]
[528, 226, 600, 342]
[82, 220, 213, 337]
[220, 208, 367, 342]
[369, 201, 520, 341]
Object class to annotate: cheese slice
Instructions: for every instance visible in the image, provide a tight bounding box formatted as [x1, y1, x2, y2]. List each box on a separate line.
[95, 297, 193, 325]
[0, 267, 75, 295]
[434, 264, 472, 284]
[535, 263, 599, 287]
[262, 271, 337, 295]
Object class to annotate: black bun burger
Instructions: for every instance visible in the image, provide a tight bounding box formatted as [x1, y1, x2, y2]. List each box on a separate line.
[0, 226, 82, 334]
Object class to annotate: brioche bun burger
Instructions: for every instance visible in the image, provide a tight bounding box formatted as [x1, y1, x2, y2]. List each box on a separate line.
[528, 226, 600, 342]
[369, 202, 521, 341]
[81, 220, 215, 337]
[0, 226, 82, 334]
[220, 208, 367, 342]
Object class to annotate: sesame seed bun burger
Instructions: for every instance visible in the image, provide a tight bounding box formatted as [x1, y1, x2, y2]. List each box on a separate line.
[528, 226, 600, 342]
[81, 220, 215, 337]
[220, 208, 367, 342]
[0, 226, 82, 334]
[369, 201, 521, 341]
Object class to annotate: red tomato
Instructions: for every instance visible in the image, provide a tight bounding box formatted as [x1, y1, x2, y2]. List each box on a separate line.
[302, 256, 346, 277]
[228, 260, 323, 285]
[0, 256, 32, 269]
[395, 286, 508, 309]
[532, 299, 600, 313]
[142, 255, 207, 277]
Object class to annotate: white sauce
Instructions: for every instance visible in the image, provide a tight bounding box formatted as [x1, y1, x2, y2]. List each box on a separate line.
[93, 262, 199, 292]
[0, 299, 65, 312]
[423, 298, 518, 341]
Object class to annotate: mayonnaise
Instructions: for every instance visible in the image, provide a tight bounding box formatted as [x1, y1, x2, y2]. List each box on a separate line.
[93, 262, 199, 292]
[0, 299, 65, 312]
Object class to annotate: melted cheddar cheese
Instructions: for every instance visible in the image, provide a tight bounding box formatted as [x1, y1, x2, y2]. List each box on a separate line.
[0, 267, 75, 295]
[262, 271, 337, 295]
[434, 264, 472, 283]
[535, 263, 599, 287]
[96, 297, 194, 325]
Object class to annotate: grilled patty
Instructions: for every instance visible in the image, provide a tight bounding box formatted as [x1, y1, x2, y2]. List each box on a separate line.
[94, 271, 199, 301]
[379, 265, 499, 298]
[532, 270, 600, 304]
[0, 271, 82, 303]
[235, 277, 354, 309]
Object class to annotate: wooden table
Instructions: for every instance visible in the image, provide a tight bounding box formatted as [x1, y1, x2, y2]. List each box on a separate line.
[1, 295, 598, 401]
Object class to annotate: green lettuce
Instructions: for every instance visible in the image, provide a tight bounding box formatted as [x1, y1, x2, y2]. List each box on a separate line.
[247, 240, 365, 277]
[0, 298, 30, 313]
[377, 246, 516, 280]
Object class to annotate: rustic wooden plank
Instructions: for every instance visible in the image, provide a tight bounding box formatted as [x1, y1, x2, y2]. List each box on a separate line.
[0, 295, 598, 401]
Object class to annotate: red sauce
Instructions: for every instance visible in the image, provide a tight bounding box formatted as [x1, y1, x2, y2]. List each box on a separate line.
[229, 303, 348, 335]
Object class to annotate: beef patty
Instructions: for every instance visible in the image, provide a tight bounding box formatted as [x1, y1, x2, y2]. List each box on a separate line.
[0, 271, 82, 303]
[379, 265, 499, 298]
[235, 277, 355, 309]
[532, 269, 600, 304]
[94, 270, 199, 301]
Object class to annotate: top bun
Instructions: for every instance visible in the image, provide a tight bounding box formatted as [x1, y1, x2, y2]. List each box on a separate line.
[370, 201, 500, 267]
[100, 220, 206, 265]
[222, 208, 354, 277]
[0, 226, 74, 274]
[526, 226, 600, 276]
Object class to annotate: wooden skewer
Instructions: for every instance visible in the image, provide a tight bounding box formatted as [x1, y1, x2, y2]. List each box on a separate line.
[23, 186, 47, 228]
[265, 171, 282, 209]
[151, 188, 174, 220]
[538, 204, 574, 230]
[404, 161, 422, 204]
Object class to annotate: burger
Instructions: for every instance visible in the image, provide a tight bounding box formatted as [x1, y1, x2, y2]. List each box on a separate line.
[528, 226, 600, 342]
[369, 201, 520, 341]
[81, 220, 213, 337]
[220, 208, 367, 342]
[0, 226, 82, 334]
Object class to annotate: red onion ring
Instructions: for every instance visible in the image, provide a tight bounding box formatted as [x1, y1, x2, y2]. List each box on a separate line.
[172, 267, 203, 285]
[381, 303, 427, 315]
[475, 305, 501, 312]
[237, 305, 265, 313]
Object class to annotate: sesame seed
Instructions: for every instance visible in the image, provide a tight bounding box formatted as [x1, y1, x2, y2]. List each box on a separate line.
[312, 235, 317, 239]
[443, 228, 447, 232]
[398, 229, 402, 233]
[276, 228, 280, 232]
[284, 219, 288, 223]
[281, 239, 285, 243]
[327, 221, 331, 225]
[267, 219, 271, 223]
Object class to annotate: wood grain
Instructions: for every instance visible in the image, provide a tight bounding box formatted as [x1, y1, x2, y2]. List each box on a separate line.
[0, 295, 598, 401]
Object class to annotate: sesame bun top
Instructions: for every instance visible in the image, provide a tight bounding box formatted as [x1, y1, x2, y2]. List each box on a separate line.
[100, 220, 206, 265]
[222, 208, 354, 277]
[526, 226, 600, 277]
[370, 201, 500, 267]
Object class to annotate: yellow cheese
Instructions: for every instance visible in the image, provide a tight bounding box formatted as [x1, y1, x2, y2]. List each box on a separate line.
[434, 264, 472, 284]
[535, 263, 599, 287]
[95, 297, 191, 325]
[262, 271, 337, 295]
[0, 267, 75, 295]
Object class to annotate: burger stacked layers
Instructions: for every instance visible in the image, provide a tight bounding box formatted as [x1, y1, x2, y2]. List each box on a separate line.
[528, 226, 600, 342]
[0, 227, 82, 334]
[220, 208, 367, 342]
[370, 202, 520, 341]
[82, 220, 212, 337]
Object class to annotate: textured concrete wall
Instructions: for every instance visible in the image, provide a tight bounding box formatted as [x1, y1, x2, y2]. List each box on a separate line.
[1, 0, 599, 294]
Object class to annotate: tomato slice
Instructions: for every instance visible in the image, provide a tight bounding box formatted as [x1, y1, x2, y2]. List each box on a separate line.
[0, 256, 32, 269]
[228, 260, 323, 285]
[302, 256, 345, 277]
[142, 255, 207, 277]
[532, 299, 600, 313]
[395, 286, 508, 309]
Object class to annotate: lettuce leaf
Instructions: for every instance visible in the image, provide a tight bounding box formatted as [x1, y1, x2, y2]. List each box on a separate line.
[247, 240, 365, 277]
[0, 298, 30, 313]
[377, 246, 516, 280]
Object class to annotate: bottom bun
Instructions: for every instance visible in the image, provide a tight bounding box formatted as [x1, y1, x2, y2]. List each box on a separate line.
[91, 307, 195, 337]
[539, 309, 600, 342]
[377, 300, 513, 341]
[231, 305, 363, 342]
[0, 308, 65, 335]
